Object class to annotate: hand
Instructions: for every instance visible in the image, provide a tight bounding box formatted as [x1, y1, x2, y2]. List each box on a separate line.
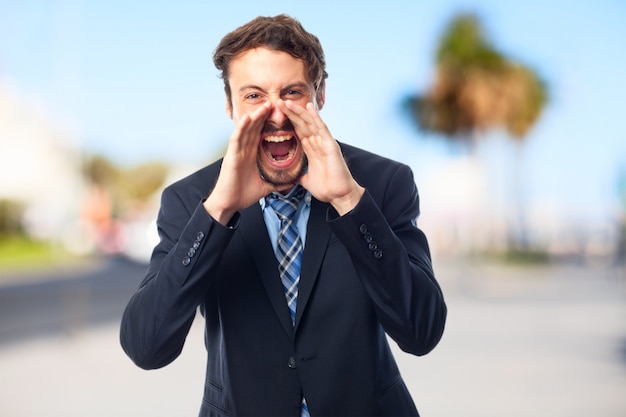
[278, 100, 364, 215]
[204, 102, 276, 225]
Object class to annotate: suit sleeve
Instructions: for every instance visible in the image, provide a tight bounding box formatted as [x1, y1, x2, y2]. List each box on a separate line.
[327, 164, 447, 356]
[119, 186, 237, 369]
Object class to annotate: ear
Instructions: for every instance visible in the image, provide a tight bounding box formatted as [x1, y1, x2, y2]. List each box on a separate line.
[225, 98, 233, 119]
[316, 83, 326, 111]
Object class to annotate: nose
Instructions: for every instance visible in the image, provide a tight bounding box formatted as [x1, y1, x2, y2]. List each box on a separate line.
[266, 99, 288, 127]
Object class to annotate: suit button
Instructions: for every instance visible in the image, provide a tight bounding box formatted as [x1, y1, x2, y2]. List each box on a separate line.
[192, 241, 200, 250]
[373, 249, 383, 259]
[182, 256, 191, 266]
[368, 242, 378, 251]
[359, 224, 368, 234]
[288, 356, 297, 369]
[364, 232, 373, 243]
[188, 248, 196, 257]
[196, 232, 205, 241]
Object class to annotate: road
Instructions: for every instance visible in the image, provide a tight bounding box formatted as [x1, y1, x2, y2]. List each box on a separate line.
[0, 257, 625, 416]
[0, 256, 146, 345]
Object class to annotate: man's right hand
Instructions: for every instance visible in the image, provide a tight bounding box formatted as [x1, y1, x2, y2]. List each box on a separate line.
[203, 102, 276, 225]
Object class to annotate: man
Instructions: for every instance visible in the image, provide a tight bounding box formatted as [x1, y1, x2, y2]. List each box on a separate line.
[120, 14, 446, 417]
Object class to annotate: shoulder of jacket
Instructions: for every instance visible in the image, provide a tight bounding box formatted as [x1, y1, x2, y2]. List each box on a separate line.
[338, 141, 408, 174]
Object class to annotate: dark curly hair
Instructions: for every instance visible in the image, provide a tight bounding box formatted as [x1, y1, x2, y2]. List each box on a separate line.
[213, 14, 328, 106]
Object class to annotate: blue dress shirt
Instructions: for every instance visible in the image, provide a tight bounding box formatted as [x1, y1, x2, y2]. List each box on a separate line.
[260, 187, 312, 251]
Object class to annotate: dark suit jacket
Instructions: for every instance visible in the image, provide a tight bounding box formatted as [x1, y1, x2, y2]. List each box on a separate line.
[120, 142, 447, 416]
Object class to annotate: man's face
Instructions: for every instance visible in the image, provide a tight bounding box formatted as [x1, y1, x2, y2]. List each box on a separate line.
[226, 47, 323, 188]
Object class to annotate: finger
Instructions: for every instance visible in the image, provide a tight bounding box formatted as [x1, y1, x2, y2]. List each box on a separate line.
[226, 113, 250, 152]
[234, 102, 272, 149]
[279, 100, 325, 139]
[303, 102, 329, 134]
[278, 100, 312, 127]
[241, 102, 271, 134]
[249, 101, 272, 125]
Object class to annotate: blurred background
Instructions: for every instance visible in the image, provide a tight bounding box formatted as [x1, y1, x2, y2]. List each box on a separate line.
[1, 1, 625, 416]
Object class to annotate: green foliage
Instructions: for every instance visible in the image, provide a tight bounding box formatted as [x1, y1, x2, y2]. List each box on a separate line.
[436, 14, 506, 71]
[114, 161, 169, 211]
[490, 248, 551, 265]
[0, 236, 73, 273]
[407, 12, 548, 143]
[82, 155, 117, 187]
[0, 199, 25, 237]
[81, 155, 169, 216]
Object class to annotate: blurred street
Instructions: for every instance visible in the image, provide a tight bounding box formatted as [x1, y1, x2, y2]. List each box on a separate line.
[0, 257, 147, 345]
[0, 257, 625, 416]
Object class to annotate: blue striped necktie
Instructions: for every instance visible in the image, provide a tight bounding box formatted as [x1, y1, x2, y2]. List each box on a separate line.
[268, 186, 305, 325]
[268, 186, 311, 417]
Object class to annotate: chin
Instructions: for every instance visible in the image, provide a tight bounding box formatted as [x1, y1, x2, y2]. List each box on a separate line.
[257, 155, 308, 187]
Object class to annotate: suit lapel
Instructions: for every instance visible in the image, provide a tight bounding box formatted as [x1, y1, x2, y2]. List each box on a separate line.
[238, 198, 332, 336]
[238, 203, 295, 339]
[295, 198, 332, 332]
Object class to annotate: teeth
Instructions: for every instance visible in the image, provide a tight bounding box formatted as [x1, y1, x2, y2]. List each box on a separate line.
[264, 135, 292, 143]
[268, 148, 296, 162]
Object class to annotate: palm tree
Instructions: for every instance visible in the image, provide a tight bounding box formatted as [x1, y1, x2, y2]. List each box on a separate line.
[406, 13, 548, 251]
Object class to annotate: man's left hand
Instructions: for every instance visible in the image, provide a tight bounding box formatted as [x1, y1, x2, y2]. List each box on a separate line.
[278, 100, 364, 215]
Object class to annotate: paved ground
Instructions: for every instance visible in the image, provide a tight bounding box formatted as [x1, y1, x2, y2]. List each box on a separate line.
[0, 258, 625, 416]
[0, 257, 148, 345]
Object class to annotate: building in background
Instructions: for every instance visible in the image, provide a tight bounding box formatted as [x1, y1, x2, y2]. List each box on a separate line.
[0, 80, 87, 252]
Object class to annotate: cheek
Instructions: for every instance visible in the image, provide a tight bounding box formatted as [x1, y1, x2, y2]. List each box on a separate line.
[229, 107, 243, 122]
[230, 103, 256, 122]
[303, 94, 320, 111]
[228, 99, 244, 117]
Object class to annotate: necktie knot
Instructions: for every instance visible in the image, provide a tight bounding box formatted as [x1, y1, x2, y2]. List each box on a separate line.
[268, 185, 305, 222]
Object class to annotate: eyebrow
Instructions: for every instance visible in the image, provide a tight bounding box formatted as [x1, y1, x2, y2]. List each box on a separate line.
[238, 82, 311, 95]
[282, 82, 311, 92]
[238, 84, 264, 94]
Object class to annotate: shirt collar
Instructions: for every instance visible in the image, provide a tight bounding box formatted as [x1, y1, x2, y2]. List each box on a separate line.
[259, 186, 312, 211]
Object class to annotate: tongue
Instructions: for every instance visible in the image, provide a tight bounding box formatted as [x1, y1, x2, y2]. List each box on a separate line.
[266, 140, 292, 160]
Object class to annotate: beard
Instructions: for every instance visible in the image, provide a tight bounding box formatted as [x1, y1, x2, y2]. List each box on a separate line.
[257, 119, 307, 186]
[257, 152, 308, 186]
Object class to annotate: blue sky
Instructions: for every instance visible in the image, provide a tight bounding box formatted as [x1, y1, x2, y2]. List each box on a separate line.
[1, 0, 625, 224]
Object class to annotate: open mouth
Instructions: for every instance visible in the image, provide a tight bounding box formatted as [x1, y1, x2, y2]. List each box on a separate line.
[261, 134, 298, 165]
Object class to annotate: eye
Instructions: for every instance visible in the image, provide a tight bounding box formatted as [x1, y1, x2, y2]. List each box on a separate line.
[285, 90, 303, 98]
[245, 93, 261, 100]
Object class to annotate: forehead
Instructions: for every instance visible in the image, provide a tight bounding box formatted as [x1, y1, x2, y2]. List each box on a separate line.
[228, 47, 310, 90]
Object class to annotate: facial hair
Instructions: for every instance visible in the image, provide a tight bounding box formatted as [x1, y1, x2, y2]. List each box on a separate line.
[257, 153, 308, 186]
[257, 120, 307, 186]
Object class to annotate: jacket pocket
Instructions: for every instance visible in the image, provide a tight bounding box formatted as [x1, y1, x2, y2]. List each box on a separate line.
[199, 380, 229, 416]
[378, 376, 420, 416]
[381, 375, 403, 395]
